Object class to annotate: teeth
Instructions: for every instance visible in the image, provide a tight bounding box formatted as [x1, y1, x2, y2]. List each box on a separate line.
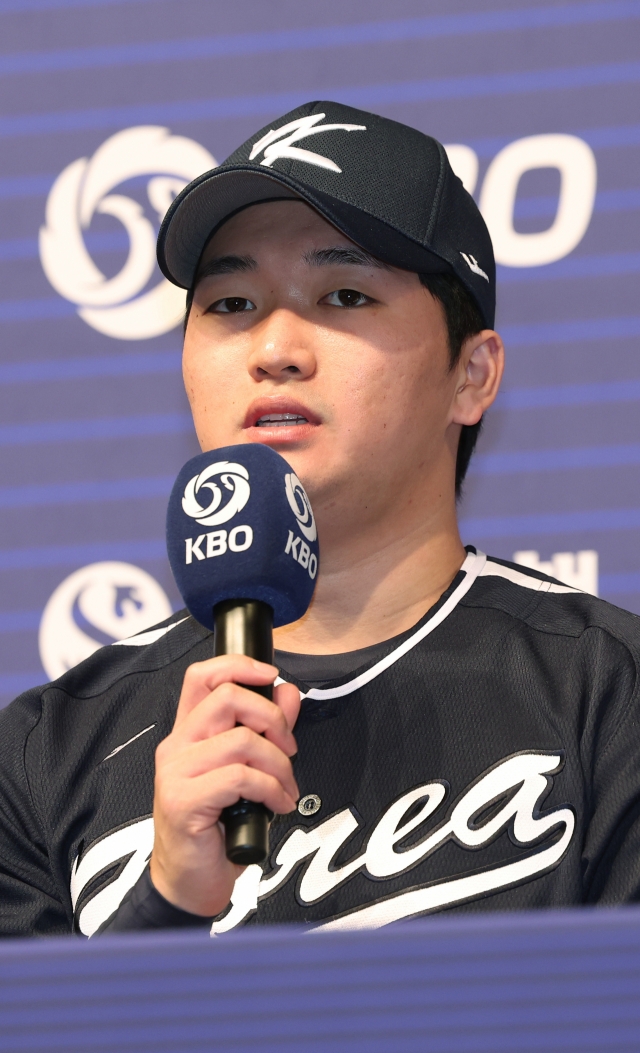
[256, 413, 308, 427]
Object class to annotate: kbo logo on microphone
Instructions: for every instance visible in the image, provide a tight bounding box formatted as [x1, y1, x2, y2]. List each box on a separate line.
[182, 461, 253, 564]
[284, 472, 318, 580]
[181, 460, 318, 580]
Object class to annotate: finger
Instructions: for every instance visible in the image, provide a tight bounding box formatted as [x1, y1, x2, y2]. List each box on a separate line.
[273, 681, 302, 733]
[159, 764, 298, 824]
[191, 764, 298, 818]
[165, 726, 299, 801]
[170, 682, 297, 755]
[174, 655, 279, 727]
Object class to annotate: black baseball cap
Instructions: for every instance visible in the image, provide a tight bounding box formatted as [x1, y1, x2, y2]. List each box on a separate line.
[157, 100, 496, 328]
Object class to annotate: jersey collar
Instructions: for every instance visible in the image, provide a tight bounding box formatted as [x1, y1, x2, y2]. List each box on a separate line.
[277, 548, 487, 702]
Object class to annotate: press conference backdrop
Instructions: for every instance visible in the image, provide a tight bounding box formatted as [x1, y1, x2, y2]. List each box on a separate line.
[1, 0, 640, 706]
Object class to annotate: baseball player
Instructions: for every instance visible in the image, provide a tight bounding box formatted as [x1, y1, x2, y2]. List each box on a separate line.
[1, 103, 639, 937]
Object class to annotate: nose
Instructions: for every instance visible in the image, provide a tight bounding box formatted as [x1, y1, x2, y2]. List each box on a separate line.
[247, 309, 317, 382]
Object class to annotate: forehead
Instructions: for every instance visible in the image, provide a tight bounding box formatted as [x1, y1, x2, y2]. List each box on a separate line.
[200, 199, 357, 263]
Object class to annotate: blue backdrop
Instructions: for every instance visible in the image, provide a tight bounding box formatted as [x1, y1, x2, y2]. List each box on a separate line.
[2, 0, 640, 706]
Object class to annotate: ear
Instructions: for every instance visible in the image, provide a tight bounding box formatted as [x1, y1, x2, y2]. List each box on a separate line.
[450, 329, 505, 427]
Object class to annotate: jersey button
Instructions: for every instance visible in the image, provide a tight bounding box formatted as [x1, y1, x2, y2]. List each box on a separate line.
[298, 794, 321, 816]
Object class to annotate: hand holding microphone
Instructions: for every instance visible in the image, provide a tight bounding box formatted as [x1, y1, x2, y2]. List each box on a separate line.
[150, 445, 318, 917]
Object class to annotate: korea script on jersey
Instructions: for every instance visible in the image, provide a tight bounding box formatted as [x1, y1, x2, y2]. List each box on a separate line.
[71, 750, 574, 936]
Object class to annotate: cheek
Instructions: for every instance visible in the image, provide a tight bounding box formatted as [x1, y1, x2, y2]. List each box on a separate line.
[182, 319, 206, 401]
[182, 344, 213, 422]
[182, 328, 244, 444]
[337, 338, 451, 442]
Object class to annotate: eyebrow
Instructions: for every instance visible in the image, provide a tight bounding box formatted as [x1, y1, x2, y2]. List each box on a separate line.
[194, 254, 257, 284]
[193, 245, 390, 290]
[302, 247, 391, 269]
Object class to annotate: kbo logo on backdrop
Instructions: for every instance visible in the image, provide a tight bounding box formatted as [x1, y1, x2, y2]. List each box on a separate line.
[445, 134, 597, 268]
[39, 126, 215, 340]
[39, 562, 172, 680]
[40, 126, 597, 340]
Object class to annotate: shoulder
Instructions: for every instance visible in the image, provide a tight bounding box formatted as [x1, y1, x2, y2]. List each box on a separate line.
[0, 608, 210, 731]
[0, 609, 212, 803]
[465, 552, 640, 653]
[50, 608, 208, 698]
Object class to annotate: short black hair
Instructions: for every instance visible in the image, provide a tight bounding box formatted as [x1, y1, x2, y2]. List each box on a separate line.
[184, 268, 485, 498]
[418, 272, 485, 498]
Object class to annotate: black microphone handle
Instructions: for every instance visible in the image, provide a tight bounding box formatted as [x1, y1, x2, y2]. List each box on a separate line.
[214, 599, 275, 866]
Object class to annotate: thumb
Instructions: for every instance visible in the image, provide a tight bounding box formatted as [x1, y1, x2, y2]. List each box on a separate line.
[273, 680, 302, 735]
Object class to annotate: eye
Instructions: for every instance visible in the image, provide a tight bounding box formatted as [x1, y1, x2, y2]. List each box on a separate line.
[322, 288, 371, 308]
[209, 297, 256, 313]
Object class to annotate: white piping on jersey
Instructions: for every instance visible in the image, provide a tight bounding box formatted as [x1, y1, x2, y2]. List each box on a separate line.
[102, 723, 156, 762]
[108, 554, 576, 672]
[292, 549, 487, 702]
[113, 617, 188, 647]
[480, 559, 579, 594]
[281, 551, 580, 702]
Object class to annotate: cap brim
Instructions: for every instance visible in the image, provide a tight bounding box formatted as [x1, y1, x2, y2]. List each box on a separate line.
[157, 165, 455, 290]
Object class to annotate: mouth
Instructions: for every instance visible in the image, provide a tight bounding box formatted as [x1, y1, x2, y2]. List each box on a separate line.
[255, 413, 310, 428]
[244, 400, 320, 442]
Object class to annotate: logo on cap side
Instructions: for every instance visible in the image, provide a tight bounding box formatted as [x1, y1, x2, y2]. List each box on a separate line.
[249, 113, 366, 174]
[284, 472, 317, 542]
[182, 461, 250, 526]
[460, 252, 489, 282]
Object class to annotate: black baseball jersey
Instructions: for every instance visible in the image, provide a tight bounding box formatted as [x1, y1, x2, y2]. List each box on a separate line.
[2, 548, 640, 939]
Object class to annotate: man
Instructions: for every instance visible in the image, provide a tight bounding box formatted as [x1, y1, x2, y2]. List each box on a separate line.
[1, 102, 640, 938]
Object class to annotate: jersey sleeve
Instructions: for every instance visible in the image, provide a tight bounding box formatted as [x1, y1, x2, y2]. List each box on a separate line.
[0, 690, 70, 937]
[581, 625, 640, 903]
[97, 865, 214, 933]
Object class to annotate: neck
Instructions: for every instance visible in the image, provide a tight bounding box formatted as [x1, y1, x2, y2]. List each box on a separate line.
[273, 486, 466, 655]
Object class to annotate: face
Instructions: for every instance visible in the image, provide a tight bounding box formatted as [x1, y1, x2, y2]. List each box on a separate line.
[183, 200, 496, 543]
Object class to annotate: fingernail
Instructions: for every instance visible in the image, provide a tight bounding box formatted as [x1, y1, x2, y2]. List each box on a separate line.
[251, 659, 276, 672]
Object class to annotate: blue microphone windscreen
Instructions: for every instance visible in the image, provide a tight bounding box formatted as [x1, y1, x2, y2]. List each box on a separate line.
[166, 444, 319, 629]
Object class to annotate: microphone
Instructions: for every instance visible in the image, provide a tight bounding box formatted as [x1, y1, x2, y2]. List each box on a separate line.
[166, 443, 319, 865]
